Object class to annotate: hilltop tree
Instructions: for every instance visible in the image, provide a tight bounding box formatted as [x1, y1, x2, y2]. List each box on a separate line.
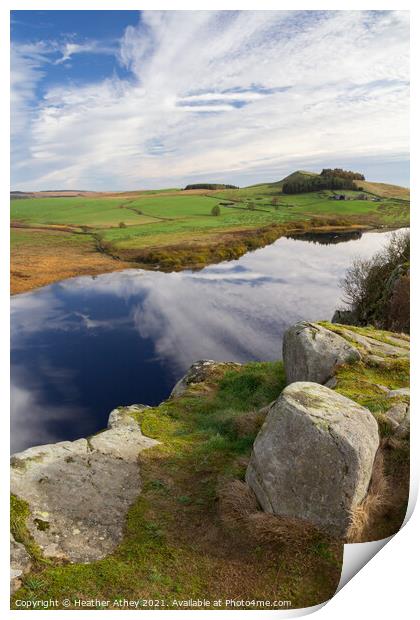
[320, 168, 365, 181]
[283, 175, 357, 194]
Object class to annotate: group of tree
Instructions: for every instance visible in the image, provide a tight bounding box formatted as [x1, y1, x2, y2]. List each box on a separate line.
[185, 183, 239, 190]
[340, 230, 409, 333]
[320, 168, 365, 181]
[282, 175, 358, 194]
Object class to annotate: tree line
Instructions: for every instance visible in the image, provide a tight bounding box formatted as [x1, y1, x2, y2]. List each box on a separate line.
[320, 168, 365, 180]
[184, 183, 239, 190]
[282, 175, 358, 194]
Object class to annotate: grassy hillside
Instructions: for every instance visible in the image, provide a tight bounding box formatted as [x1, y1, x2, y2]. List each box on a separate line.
[11, 173, 410, 293]
[358, 180, 410, 200]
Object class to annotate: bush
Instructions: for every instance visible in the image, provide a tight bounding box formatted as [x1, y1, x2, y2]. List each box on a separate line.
[247, 202, 256, 210]
[340, 231, 409, 332]
[211, 205, 221, 216]
[119, 221, 127, 228]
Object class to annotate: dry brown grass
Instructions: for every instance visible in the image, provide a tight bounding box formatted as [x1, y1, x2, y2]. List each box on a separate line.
[346, 445, 389, 542]
[11, 229, 132, 295]
[218, 479, 327, 547]
[232, 404, 272, 438]
[358, 181, 410, 200]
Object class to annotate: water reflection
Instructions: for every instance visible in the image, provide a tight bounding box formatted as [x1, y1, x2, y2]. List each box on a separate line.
[286, 230, 363, 245]
[11, 229, 401, 452]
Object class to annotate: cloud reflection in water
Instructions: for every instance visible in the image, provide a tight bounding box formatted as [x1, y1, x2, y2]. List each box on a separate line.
[11, 230, 398, 451]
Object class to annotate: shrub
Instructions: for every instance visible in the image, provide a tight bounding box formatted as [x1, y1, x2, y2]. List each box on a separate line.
[211, 205, 221, 216]
[340, 231, 410, 332]
[119, 221, 127, 228]
[247, 202, 256, 210]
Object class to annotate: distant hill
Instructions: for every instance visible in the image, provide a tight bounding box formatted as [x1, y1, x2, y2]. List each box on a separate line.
[274, 170, 319, 188]
[244, 170, 409, 199]
[10, 190, 100, 199]
[357, 181, 410, 200]
[11, 173, 409, 200]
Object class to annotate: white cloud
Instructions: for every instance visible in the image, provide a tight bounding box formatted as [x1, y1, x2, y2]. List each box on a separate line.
[54, 41, 117, 64]
[11, 10, 409, 190]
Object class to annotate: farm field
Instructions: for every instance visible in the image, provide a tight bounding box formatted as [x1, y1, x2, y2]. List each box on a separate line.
[11, 176, 410, 293]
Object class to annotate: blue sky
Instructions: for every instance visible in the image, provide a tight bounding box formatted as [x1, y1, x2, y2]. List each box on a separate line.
[11, 10, 409, 190]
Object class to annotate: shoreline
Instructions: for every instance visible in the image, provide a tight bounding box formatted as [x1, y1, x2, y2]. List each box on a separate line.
[11, 221, 403, 296]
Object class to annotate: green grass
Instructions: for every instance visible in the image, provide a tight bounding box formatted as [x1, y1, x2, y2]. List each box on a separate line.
[12, 324, 410, 607]
[11, 360, 343, 609]
[11, 178, 409, 286]
[11, 183, 409, 239]
[11, 228, 92, 250]
[127, 194, 222, 218]
[11, 495, 45, 563]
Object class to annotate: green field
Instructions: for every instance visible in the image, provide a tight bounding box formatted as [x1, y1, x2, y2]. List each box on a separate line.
[11, 174, 410, 293]
[11, 187, 409, 238]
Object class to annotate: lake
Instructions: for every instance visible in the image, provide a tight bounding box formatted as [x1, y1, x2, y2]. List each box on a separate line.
[11, 229, 400, 452]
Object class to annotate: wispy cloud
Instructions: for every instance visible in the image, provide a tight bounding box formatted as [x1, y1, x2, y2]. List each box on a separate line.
[11, 10, 409, 190]
[54, 40, 117, 64]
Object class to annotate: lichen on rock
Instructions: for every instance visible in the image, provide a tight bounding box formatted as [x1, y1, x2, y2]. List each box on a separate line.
[10, 405, 159, 568]
[282, 321, 361, 385]
[246, 382, 380, 538]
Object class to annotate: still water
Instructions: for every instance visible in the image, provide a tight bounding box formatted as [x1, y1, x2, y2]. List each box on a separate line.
[11, 229, 399, 452]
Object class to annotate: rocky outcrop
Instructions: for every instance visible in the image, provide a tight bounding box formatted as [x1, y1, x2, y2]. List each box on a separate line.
[383, 400, 410, 439]
[333, 327, 409, 359]
[10, 535, 32, 594]
[246, 382, 379, 538]
[282, 322, 361, 385]
[10, 405, 158, 567]
[170, 359, 241, 398]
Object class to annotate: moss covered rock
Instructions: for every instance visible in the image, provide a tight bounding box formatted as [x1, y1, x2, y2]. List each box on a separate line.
[246, 382, 380, 538]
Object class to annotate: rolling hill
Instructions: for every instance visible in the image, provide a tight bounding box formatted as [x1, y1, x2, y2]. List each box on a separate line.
[11, 169, 410, 294]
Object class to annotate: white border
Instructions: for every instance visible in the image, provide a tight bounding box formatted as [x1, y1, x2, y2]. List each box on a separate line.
[1, 2, 417, 618]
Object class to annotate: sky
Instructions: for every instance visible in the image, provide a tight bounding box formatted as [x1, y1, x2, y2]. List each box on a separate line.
[10, 10, 410, 190]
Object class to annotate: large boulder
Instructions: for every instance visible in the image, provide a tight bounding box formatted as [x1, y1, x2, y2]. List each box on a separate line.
[282, 321, 361, 385]
[10, 405, 158, 563]
[246, 382, 379, 538]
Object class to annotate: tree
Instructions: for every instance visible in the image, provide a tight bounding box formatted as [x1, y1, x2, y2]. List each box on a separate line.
[321, 168, 365, 181]
[283, 175, 357, 194]
[185, 183, 239, 190]
[211, 205, 221, 216]
[340, 230, 409, 332]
